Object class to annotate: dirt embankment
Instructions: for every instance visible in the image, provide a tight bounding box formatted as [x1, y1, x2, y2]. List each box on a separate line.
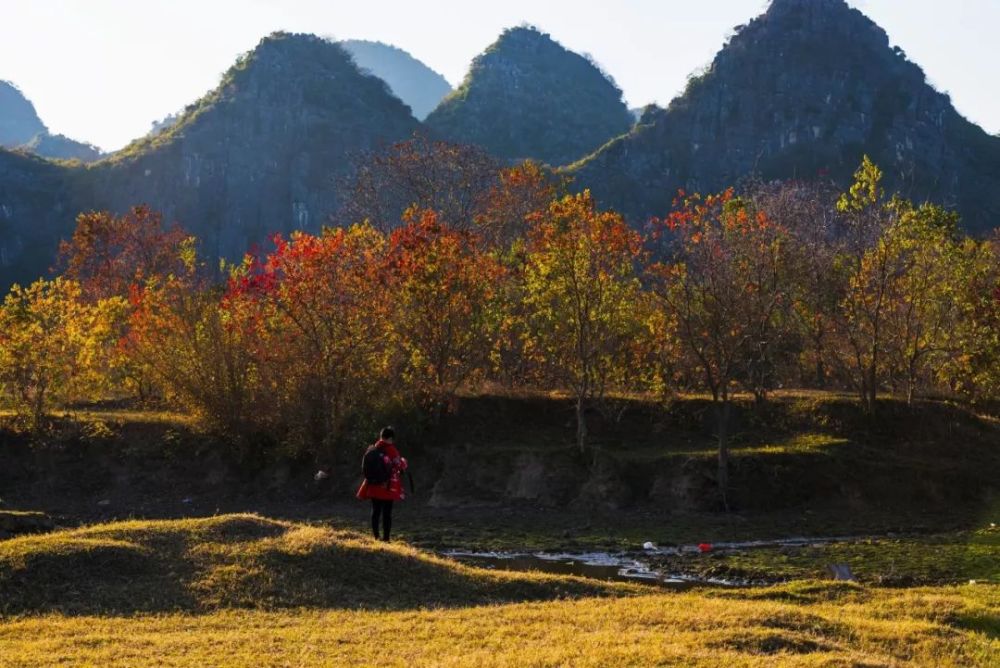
[1, 394, 997, 527]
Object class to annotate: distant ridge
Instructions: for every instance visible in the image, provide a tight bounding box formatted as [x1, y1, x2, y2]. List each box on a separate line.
[0, 80, 103, 162]
[341, 39, 452, 120]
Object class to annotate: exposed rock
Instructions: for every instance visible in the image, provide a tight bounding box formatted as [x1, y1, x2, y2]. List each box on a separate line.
[426, 26, 633, 166]
[572, 0, 1000, 235]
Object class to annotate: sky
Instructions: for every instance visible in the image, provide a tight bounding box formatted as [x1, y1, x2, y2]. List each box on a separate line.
[1, 0, 997, 152]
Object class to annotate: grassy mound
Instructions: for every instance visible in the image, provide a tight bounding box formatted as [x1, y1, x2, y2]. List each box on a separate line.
[0, 514, 639, 615]
[0, 582, 995, 666]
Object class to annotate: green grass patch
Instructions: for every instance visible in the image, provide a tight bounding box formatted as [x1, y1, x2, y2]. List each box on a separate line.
[651, 523, 1000, 586]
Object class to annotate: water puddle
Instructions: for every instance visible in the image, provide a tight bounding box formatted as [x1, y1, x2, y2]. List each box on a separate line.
[443, 550, 742, 589]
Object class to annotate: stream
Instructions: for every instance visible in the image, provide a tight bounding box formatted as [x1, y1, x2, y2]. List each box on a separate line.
[443, 535, 880, 588]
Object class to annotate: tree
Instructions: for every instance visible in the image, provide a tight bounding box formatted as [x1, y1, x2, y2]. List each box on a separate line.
[942, 233, 1000, 401]
[750, 179, 845, 389]
[337, 136, 501, 234]
[834, 157, 899, 415]
[522, 191, 644, 453]
[649, 188, 792, 507]
[474, 161, 560, 248]
[0, 278, 125, 428]
[222, 226, 394, 456]
[124, 248, 262, 443]
[57, 205, 192, 301]
[385, 209, 506, 415]
[880, 203, 964, 404]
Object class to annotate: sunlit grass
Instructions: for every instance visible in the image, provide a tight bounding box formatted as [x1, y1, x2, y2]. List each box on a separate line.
[0, 583, 995, 667]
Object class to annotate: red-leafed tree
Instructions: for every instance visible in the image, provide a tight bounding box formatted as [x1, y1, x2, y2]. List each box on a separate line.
[222, 225, 393, 455]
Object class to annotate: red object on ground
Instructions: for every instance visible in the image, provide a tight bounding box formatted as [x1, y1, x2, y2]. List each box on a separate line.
[356, 440, 408, 501]
[698, 543, 713, 553]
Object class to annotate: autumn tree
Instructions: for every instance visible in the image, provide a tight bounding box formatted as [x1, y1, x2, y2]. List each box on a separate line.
[385, 209, 506, 415]
[834, 157, 905, 414]
[941, 233, 1000, 401]
[522, 191, 644, 452]
[474, 161, 560, 248]
[222, 226, 394, 456]
[338, 136, 501, 233]
[57, 205, 192, 300]
[879, 203, 965, 404]
[649, 189, 793, 506]
[0, 278, 126, 428]
[750, 179, 845, 388]
[124, 249, 262, 442]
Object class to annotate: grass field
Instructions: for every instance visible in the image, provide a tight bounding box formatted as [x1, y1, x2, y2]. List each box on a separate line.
[1, 515, 998, 667]
[1, 394, 997, 666]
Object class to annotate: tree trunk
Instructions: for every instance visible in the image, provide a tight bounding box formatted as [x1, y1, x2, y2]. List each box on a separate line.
[576, 395, 588, 453]
[866, 360, 878, 417]
[715, 399, 731, 511]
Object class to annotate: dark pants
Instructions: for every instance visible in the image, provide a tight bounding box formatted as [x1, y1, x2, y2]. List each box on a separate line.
[371, 499, 393, 541]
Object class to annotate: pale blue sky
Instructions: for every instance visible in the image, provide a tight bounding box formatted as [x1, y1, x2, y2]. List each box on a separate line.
[1, 0, 996, 151]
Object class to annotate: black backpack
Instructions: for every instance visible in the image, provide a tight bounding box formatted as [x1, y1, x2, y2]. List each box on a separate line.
[362, 445, 390, 484]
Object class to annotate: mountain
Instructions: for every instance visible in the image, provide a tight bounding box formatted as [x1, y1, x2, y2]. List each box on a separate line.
[0, 81, 46, 148]
[20, 133, 103, 163]
[425, 26, 634, 166]
[80, 32, 420, 263]
[0, 148, 78, 289]
[340, 40, 452, 120]
[571, 0, 1000, 235]
[1, 81, 104, 163]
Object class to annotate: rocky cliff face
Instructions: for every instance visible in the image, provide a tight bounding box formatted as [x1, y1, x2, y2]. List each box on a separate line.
[426, 26, 634, 166]
[340, 39, 452, 120]
[80, 32, 420, 263]
[572, 0, 1000, 235]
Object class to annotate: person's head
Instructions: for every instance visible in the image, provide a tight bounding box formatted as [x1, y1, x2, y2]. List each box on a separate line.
[379, 426, 395, 443]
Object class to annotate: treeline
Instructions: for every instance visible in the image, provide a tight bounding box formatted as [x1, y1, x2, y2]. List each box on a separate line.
[1, 142, 998, 495]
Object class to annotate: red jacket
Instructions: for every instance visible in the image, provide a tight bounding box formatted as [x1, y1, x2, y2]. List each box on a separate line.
[356, 440, 408, 501]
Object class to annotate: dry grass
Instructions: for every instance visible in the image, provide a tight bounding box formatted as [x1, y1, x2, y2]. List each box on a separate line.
[1, 515, 997, 666]
[0, 583, 995, 666]
[0, 515, 637, 615]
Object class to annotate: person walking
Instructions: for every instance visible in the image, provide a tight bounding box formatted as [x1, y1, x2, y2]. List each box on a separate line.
[356, 427, 408, 541]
